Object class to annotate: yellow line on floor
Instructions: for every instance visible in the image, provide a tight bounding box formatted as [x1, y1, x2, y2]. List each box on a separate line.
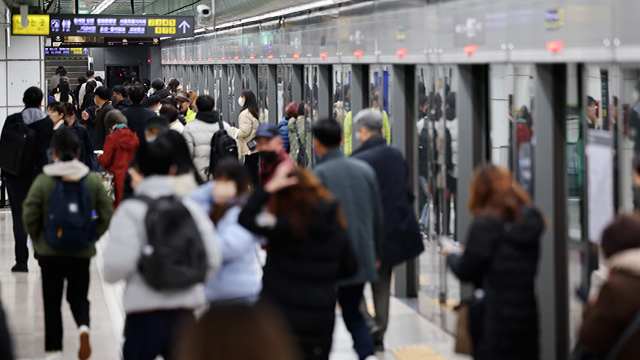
[391, 344, 447, 360]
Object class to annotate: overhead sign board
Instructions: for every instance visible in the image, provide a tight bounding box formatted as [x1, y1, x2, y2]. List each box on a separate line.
[45, 47, 88, 55]
[13, 14, 194, 38]
[12, 14, 50, 35]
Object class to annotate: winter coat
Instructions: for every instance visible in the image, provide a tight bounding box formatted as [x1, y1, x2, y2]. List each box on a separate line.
[78, 80, 102, 107]
[447, 207, 544, 360]
[352, 137, 424, 268]
[121, 103, 156, 144]
[288, 116, 312, 165]
[182, 111, 232, 179]
[238, 188, 357, 360]
[170, 120, 184, 134]
[22, 160, 113, 259]
[54, 91, 76, 105]
[232, 109, 259, 157]
[99, 126, 139, 208]
[0, 108, 53, 181]
[102, 175, 221, 314]
[80, 93, 96, 112]
[190, 182, 262, 304]
[87, 103, 113, 150]
[65, 121, 97, 171]
[343, 107, 391, 156]
[277, 117, 291, 153]
[314, 148, 383, 286]
[114, 98, 131, 111]
[579, 248, 640, 360]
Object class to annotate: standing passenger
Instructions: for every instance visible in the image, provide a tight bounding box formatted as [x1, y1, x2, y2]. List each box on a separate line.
[63, 103, 96, 171]
[112, 85, 131, 111]
[176, 91, 196, 124]
[288, 102, 312, 166]
[78, 70, 102, 108]
[278, 102, 297, 153]
[351, 109, 424, 351]
[122, 85, 157, 143]
[238, 162, 357, 360]
[82, 86, 112, 150]
[231, 90, 261, 185]
[313, 118, 384, 360]
[254, 124, 293, 185]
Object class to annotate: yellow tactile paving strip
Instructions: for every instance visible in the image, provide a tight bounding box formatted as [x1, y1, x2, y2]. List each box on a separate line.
[391, 344, 448, 360]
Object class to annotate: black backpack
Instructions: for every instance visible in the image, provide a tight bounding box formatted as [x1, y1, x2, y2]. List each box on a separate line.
[207, 120, 239, 179]
[0, 113, 36, 176]
[136, 195, 208, 290]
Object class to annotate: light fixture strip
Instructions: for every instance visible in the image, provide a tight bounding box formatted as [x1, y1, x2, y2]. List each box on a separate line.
[91, 0, 116, 14]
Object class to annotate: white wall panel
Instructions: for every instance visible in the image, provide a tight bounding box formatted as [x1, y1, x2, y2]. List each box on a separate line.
[8, 61, 42, 106]
[7, 35, 41, 60]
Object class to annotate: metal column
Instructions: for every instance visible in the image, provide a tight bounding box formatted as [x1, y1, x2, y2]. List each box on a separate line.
[234, 64, 242, 101]
[267, 64, 278, 125]
[249, 64, 258, 95]
[221, 65, 229, 123]
[292, 65, 304, 103]
[317, 65, 332, 120]
[534, 64, 568, 360]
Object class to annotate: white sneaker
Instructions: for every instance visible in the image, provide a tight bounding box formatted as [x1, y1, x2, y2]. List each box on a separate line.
[364, 356, 380, 360]
[44, 351, 63, 360]
[78, 325, 92, 360]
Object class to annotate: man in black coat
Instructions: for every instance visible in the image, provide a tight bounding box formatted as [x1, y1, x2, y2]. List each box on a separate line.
[82, 86, 112, 150]
[122, 86, 156, 143]
[0, 87, 53, 272]
[112, 85, 131, 111]
[351, 109, 424, 351]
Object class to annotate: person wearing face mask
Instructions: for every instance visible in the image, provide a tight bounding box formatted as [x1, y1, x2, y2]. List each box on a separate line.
[254, 124, 293, 186]
[342, 92, 391, 156]
[231, 90, 261, 185]
[98, 110, 140, 208]
[112, 86, 131, 111]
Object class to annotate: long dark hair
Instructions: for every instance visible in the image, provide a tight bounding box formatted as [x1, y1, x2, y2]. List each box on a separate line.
[58, 80, 71, 103]
[85, 80, 97, 94]
[468, 164, 531, 220]
[210, 159, 252, 225]
[157, 130, 204, 185]
[50, 128, 80, 161]
[241, 90, 259, 120]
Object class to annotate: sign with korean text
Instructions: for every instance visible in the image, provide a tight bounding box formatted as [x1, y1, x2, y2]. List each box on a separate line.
[45, 47, 88, 55]
[12, 14, 50, 35]
[46, 15, 194, 38]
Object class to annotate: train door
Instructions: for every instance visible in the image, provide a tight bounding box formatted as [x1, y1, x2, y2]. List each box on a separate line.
[228, 65, 238, 125]
[368, 65, 393, 148]
[489, 64, 515, 169]
[212, 65, 223, 117]
[512, 64, 536, 195]
[332, 64, 351, 152]
[258, 65, 269, 123]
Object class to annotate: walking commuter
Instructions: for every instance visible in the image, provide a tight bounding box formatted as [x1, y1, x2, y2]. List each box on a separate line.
[122, 85, 156, 143]
[102, 138, 221, 360]
[54, 78, 76, 106]
[182, 95, 232, 179]
[22, 128, 113, 360]
[167, 78, 181, 96]
[78, 70, 102, 108]
[313, 118, 384, 360]
[74, 76, 86, 102]
[112, 85, 131, 111]
[158, 130, 203, 196]
[176, 91, 196, 124]
[82, 86, 112, 150]
[150, 78, 172, 99]
[238, 162, 357, 360]
[80, 80, 97, 114]
[188, 90, 198, 112]
[63, 103, 97, 171]
[146, 94, 162, 115]
[278, 102, 297, 153]
[444, 164, 544, 360]
[160, 104, 184, 133]
[350, 109, 424, 351]
[288, 102, 312, 166]
[98, 110, 139, 208]
[0, 87, 54, 272]
[578, 214, 640, 360]
[46, 102, 66, 131]
[49, 66, 65, 93]
[254, 124, 293, 185]
[190, 160, 262, 305]
[343, 94, 391, 156]
[231, 90, 261, 185]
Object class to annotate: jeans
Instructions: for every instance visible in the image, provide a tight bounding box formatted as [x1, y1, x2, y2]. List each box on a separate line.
[5, 176, 31, 264]
[39, 256, 91, 351]
[361, 267, 392, 342]
[338, 284, 375, 360]
[123, 310, 194, 360]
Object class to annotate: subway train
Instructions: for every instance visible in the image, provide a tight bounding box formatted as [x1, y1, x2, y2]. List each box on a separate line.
[156, 0, 638, 359]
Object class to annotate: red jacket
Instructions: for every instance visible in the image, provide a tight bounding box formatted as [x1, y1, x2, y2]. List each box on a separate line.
[99, 126, 139, 208]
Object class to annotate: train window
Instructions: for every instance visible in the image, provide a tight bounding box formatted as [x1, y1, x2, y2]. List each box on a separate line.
[228, 65, 237, 125]
[620, 66, 640, 212]
[300, 65, 317, 166]
[489, 64, 514, 168]
[332, 65, 351, 152]
[513, 64, 536, 195]
[258, 65, 269, 124]
[370, 65, 392, 143]
[277, 65, 294, 124]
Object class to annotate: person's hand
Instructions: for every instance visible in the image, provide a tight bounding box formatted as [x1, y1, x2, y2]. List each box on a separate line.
[376, 260, 381, 269]
[264, 162, 298, 193]
[128, 167, 143, 189]
[212, 181, 237, 205]
[81, 110, 89, 121]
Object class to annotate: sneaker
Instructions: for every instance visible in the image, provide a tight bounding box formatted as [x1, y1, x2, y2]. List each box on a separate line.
[45, 351, 63, 360]
[374, 340, 385, 352]
[11, 263, 28, 272]
[78, 325, 91, 360]
[364, 356, 379, 360]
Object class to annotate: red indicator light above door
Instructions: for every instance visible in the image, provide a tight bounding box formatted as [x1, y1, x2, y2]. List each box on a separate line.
[293, 53, 301, 59]
[208, 57, 213, 61]
[546, 40, 563, 53]
[221, 57, 226, 60]
[354, 50, 363, 58]
[249, 55, 256, 60]
[463, 44, 477, 55]
[320, 51, 328, 59]
[396, 48, 407, 57]
[234, 56, 240, 60]
[268, 54, 274, 60]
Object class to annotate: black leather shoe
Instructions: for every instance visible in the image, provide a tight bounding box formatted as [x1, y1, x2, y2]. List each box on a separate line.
[374, 340, 384, 352]
[11, 263, 28, 272]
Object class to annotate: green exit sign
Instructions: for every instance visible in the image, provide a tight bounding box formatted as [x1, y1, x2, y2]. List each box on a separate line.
[78, 10, 89, 14]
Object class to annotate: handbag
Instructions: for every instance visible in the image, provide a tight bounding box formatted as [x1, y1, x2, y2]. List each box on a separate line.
[454, 304, 473, 355]
[98, 171, 115, 202]
[572, 310, 640, 360]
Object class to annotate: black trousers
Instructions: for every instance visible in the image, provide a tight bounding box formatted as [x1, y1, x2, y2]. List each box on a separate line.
[4, 176, 31, 264]
[123, 310, 194, 360]
[244, 153, 260, 187]
[38, 256, 91, 352]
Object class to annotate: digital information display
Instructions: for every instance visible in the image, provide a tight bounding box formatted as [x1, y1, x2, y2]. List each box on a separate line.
[13, 14, 194, 38]
[45, 47, 88, 55]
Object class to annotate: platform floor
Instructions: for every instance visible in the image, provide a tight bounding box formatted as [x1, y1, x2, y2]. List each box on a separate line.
[0, 208, 470, 360]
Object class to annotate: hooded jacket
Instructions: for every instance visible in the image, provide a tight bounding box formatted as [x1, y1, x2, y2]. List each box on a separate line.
[99, 126, 139, 208]
[448, 207, 544, 360]
[114, 98, 131, 111]
[579, 248, 640, 359]
[102, 175, 221, 314]
[87, 102, 113, 150]
[182, 111, 232, 179]
[22, 160, 113, 258]
[277, 117, 291, 153]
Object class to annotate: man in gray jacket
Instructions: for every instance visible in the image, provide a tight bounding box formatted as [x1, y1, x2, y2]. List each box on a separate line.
[313, 118, 384, 360]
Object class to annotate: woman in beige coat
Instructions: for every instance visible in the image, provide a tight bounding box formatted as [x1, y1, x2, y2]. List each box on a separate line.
[232, 89, 260, 185]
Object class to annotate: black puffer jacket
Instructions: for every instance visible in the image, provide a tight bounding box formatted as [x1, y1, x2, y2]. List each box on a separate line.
[239, 188, 357, 360]
[448, 206, 544, 360]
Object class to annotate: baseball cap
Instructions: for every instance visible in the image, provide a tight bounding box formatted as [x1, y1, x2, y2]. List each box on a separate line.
[254, 123, 279, 139]
[175, 91, 190, 102]
[145, 116, 170, 131]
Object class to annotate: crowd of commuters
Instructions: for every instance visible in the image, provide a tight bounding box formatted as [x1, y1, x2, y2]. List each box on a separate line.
[3, 68, 640, 360]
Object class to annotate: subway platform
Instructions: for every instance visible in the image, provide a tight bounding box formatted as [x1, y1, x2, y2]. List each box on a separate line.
[0, 208, 469, 360]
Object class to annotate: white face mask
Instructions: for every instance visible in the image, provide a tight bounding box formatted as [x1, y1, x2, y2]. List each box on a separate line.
[238, 97, 245, 107]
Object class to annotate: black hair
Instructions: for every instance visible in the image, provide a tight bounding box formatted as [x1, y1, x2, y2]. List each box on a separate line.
[213, 158, 251, 195]
[50, 128, 80, 161]
[587, 96, 596, 107]
[55, 66, 65, 75]
[63, 102, 75, 120]
[601, 214, 640, 258]
[142, 78, 151, 92]
[77, 76, 87, 85]
[47, 102, 67, 118]
[95, 86, 110, 101]
[312, 118, 342, 148]
[168, 79, 180, 93]
[85, 80, 97, 94]
[160, 97, 177, 107]
[151, 78, 165, 91]
[95, 76, 103, 83]
[136, 137, 174, 176]
[195, 95, 215, 112]
[129, 85, 146, 104]
[146, 94, 162, 107]
[297, 102, 307, 117]
[157, 130, 204, 184]
[23, 87, 43, 108]
[86, 70, 95, 78]
[58, 80, 71, 103]
[418, 94, 428, 107]
[159, 104, 178, 122]
[241, 90, 259, 120]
